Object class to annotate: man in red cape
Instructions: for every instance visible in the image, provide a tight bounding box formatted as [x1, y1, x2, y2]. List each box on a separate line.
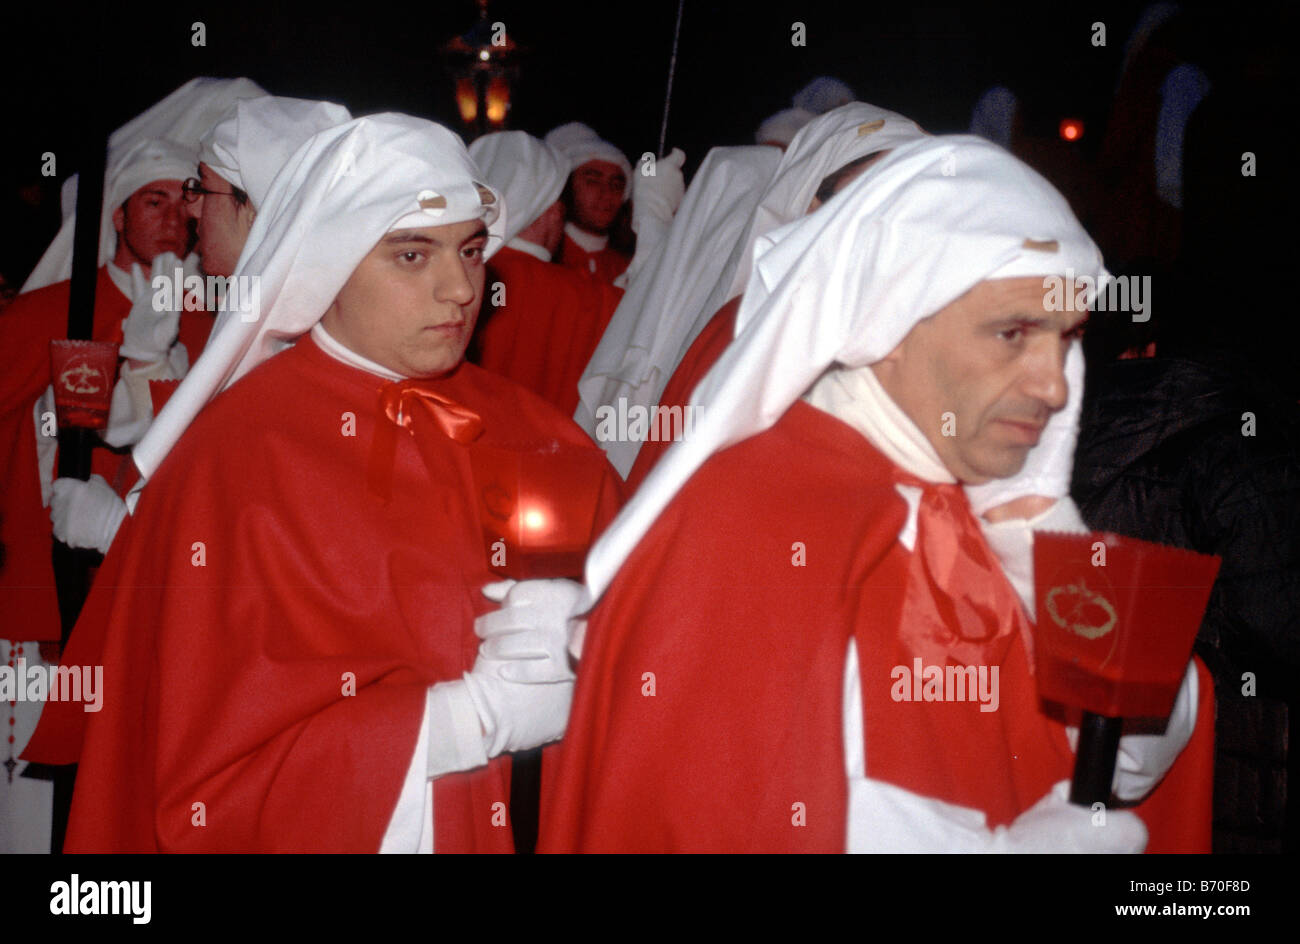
[21, 96, 355, 779]
[31, 114, 621, 852]
[44, 96, 355, 558]
[0, 141, 207, 649]
[542, 135, 1214, 853]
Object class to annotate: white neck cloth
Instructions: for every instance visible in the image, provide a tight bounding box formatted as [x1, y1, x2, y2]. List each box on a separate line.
[469, 131, 569, 245]
[581, 135, 1108, 606]
[131, 113, 505, 486]
[310, 322, 404, 381]
[803, 366, 954, 485]
[21, 77, 267, 293]
[563, 222, 607, 253]
[506, 238, 551, 262]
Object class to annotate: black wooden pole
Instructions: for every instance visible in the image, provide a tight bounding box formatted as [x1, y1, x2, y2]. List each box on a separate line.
[509, 747, 542, 854]
[1069, 711, 1124, 806]
[47, 104, 110, 856]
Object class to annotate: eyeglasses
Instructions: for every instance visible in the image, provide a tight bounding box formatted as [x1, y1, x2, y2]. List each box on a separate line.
[181, 177, 244, 205]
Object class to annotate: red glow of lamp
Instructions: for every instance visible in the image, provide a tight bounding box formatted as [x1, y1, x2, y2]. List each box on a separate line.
[468, 441, 608, 580]
[1059, 118, 1084, 142]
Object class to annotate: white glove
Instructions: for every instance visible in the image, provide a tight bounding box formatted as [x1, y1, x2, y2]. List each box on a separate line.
[630, 148, 686, 234]
[119, 251, 188, 362]
[424, 578, 583, 778]
[49, 474, 127, 553]
[966, 341, 1085, 516]
[1066, 661, 1199, 803]
[465, 578, 580, 756]
[990, 780, 1147, 853]
[846, 774, 1146, 853]
[618, 149, 687, 289]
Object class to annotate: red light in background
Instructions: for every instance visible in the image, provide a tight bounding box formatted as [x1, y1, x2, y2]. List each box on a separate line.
[1059, 118, 1084, 142]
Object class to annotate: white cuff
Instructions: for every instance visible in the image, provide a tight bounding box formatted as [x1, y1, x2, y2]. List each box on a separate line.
[847, 774, 997, 853]
[381, 694, 435, 853]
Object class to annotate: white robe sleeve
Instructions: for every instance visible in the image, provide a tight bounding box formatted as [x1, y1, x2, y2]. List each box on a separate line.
[380, 690, 436, 854]
[34, 387, 58, 508]
[844, 638, 1004, 852]
[380, 680, 492, 853]
[842, 639, 1153, 853]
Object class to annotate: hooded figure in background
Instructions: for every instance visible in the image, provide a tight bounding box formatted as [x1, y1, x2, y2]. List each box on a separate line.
[575, 144, 780, 474]
[45, 95, 354, 558]
[20, 76, 267, 294]
[465, 130, 624, 414]
[1, 79, 264, 854]
[33, 113, 622, 853]
[755, 75, 857, 147]
[544, 121, 635, 284]
[602, 101, 927, 488]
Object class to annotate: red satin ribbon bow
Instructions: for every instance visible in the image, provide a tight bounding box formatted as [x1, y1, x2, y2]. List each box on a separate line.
[379, 380, 484, 442]
[894, 476, 1034, 670]
[368, 379, 485, 499]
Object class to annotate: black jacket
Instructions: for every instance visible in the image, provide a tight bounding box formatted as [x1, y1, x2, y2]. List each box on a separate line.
[1072, 355, 1300, 692]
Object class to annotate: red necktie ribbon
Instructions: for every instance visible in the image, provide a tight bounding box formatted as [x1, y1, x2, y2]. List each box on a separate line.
[368, 379, 484, 499]
[892, 474, 1034, 670]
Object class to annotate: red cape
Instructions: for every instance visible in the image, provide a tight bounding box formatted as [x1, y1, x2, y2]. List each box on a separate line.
[470, 246, 623, 415]
[556, 233, 630, 285]
[541, 400, 1213, 852]
[34, 335, 621, 852]
[624, 296, 740, 493]
[0, 269, 213, 642]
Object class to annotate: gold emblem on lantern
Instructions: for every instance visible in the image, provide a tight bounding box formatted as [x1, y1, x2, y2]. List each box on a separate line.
[59, 359, 107, 395]
[1046, 579, 1118, 640]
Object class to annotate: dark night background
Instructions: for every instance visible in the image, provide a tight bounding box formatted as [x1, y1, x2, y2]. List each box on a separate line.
[1, 0, 1277, 282]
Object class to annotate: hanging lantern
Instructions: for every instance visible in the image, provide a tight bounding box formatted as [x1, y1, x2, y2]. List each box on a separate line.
[441, 0, 521, 139]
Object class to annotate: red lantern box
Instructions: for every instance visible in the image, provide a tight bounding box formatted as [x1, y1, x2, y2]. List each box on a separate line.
[49, 339, 120, 429]
[1033, 531, 1220, 718]
[468, 441, 608, 580]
